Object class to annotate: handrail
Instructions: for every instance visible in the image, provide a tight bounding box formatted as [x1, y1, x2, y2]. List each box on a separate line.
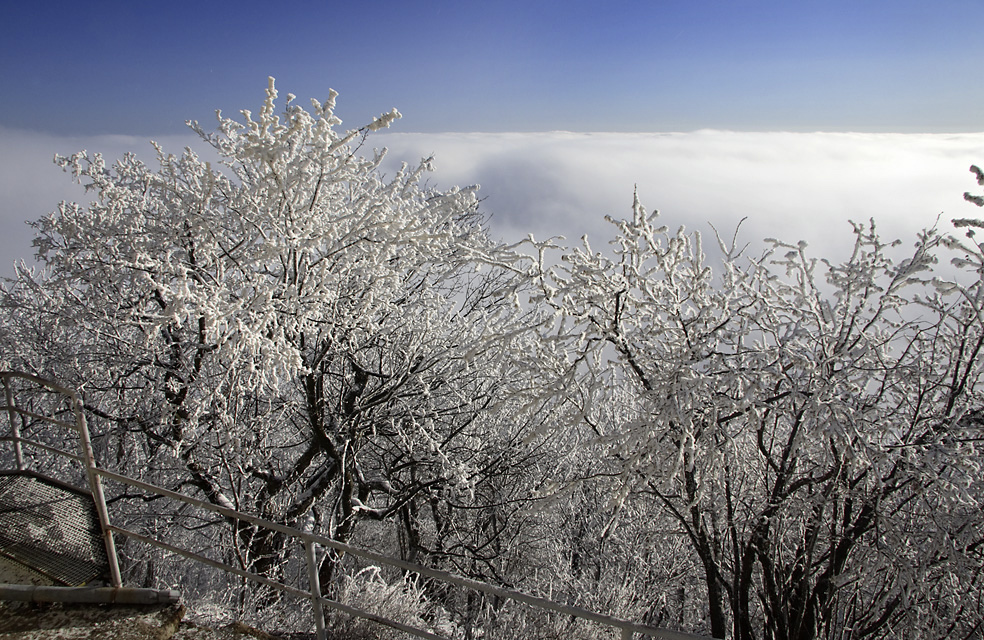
[1, 371, 711, 640]
[2, 371, 24, 470]
[1, 371, 121, 588]
[0, 583, 180, 605]
[105, 525, 447, 640]
[96, 468, 706, 640]
[0, 434, 85, 463]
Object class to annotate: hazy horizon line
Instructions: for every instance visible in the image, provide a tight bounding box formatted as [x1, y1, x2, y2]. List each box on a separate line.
[4, 124, 984, 141]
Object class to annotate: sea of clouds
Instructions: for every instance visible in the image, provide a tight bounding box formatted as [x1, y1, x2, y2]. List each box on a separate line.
[2, 127, 982, 279]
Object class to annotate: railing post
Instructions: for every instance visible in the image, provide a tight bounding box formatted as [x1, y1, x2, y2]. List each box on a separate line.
[72, 392, 122, 588]
[2, 374, 25, 471]
[2, 367, 712, 640]
[306, 539, 327, 640]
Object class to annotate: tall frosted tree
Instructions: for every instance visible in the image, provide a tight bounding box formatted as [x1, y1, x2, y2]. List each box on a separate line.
[537, 189, 984, 639]
[0, 79, 542, 594]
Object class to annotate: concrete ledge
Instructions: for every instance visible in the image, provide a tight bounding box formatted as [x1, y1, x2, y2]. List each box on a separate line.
[0, 583, 181, 605]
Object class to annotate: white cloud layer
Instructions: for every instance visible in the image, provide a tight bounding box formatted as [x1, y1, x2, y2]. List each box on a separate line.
[0, 127, 205, 278]
[376, 131, 984, 262]
[2, 128, 983, 279]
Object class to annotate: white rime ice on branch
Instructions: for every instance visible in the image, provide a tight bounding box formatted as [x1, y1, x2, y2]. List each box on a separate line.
[0, 78, 547, 611]
[532, 185, 984, 639]
[1, 80, 982, 640]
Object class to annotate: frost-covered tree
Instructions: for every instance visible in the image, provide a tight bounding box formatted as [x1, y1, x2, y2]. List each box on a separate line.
[0, 79, 542, 595]
[537, 189, 984, 639]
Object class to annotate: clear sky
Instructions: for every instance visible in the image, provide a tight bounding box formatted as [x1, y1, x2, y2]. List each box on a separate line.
[2, 0, 982, 135]
[2, 1, 983, 279]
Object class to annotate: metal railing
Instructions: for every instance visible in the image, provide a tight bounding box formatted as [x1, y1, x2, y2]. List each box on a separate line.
[1, 370, 710, 640]
[1, 370, 122, 588]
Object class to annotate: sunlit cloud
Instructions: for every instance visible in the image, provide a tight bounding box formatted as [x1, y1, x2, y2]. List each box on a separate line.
[376, 131, 984, 262]
[2, 128, 983, 279]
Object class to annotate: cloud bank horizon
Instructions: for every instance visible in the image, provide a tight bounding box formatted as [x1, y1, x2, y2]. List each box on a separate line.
[2, 127, 982, 279]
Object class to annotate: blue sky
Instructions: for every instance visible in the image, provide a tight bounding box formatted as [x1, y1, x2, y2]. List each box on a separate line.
[2, 0, 982, 135]
[2, 1, 983, 277]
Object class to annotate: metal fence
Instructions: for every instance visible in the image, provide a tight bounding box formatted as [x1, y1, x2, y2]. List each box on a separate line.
[1, 370, 710, 640]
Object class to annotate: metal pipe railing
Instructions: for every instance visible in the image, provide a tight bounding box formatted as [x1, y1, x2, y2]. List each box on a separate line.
[2, 377, 23, 471]
[1, 371, 122, 588]
[1, 371, 711, 640]
[0, 434, 84, 463]
[98, 467, 705, 640]
[110, 523, 447, 640]
[0, 583, 180, 605]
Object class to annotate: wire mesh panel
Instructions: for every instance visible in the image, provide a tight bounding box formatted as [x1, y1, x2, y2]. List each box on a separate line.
[1, 371, 119, 587]
[0, 471, 109, 586]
